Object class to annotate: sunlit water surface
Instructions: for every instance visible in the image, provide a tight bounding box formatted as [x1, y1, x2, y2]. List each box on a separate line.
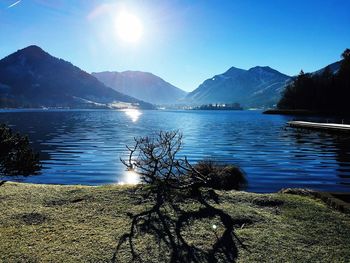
[1, 109, 350, 193]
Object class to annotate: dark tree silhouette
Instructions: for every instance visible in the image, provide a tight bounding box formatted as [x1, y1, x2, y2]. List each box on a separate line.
[113, 131, 246, 262]
[0, 124, 41, 177]
[194, 103, 243, 110]
[341, 48, 350, 60]
[277, 49, 350, 115]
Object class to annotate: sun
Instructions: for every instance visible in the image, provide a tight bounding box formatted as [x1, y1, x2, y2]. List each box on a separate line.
[116, 11, 143, 43]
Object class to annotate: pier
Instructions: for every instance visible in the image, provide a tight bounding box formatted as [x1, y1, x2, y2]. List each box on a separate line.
[287, 121, 350, 133]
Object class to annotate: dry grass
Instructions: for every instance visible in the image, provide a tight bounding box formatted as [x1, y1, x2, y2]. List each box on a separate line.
[0, 182, 350, 262]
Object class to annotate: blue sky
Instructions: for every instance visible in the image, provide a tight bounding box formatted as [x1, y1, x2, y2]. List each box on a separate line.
[1, 0, 349, 91]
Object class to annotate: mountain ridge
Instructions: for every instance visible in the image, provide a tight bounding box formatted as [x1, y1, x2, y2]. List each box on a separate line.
[0, 45, 154, 109]
[1, 45, 342, 110]
[185, 66, 291, 108]
[92, 71, 187, 105]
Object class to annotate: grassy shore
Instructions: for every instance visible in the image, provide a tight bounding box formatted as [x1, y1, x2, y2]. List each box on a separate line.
[1, 182, 350, 262]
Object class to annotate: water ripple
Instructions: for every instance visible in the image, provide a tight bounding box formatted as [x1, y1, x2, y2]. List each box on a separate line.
[1, 109, 350, 192]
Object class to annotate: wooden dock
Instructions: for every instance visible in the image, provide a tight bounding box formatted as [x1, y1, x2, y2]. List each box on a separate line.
[287, 121, 350, 133]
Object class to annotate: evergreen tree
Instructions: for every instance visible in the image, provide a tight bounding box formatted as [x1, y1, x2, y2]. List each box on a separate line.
[277, 49, 350, 115]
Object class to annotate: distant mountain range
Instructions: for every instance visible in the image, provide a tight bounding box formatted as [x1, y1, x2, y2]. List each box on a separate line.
[0, 46, 153, 109]
[0, 45, 342, 110]
[92, 71, 187, 105]
[184, 66, 291, 108]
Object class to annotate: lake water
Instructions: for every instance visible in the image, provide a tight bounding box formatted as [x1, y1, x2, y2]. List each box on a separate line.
[1, 109, 350, 193]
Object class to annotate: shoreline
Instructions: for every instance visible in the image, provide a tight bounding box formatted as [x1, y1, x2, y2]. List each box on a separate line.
[2, 181, 350, 209]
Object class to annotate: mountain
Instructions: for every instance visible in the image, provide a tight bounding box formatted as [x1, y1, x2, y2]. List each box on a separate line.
[0, 46, 153, 109]
[312, 61, 341, 76]
[276, 49, 350, 113]
[185, 66, 291, 108]
[92, 71, 187, 105]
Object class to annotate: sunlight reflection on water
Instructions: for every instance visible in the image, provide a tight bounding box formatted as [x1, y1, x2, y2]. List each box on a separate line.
[1, 109, 350, 192]
[123, 108, 142, 122]
[118, 170, 141, 185]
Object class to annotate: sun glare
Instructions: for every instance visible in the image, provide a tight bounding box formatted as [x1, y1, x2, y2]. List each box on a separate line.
[123, 108, 142, 122]
[118, 169, 140, 185]
[116, 11, 143, 43]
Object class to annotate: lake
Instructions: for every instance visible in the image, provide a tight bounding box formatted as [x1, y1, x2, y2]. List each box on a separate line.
[1, 109, 350, 193]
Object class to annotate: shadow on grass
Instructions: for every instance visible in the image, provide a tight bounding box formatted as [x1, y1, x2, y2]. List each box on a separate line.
[112, 189, 246, 262]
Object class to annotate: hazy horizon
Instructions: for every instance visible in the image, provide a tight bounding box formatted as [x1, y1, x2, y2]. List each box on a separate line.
[1, 0, 349, 92]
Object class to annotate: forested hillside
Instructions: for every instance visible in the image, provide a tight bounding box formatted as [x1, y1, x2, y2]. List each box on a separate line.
[278, 49, 350, 114]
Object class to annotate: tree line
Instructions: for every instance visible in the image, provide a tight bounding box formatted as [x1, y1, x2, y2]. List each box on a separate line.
[278, 49, 350, 115]
[194, 103, 243, 110]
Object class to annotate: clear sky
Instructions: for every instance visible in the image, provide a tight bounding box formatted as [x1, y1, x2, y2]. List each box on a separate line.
[1, 0, 349, 92]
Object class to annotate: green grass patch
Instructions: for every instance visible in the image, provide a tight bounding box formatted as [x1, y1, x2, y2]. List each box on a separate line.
[0, 182, 349, 262]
